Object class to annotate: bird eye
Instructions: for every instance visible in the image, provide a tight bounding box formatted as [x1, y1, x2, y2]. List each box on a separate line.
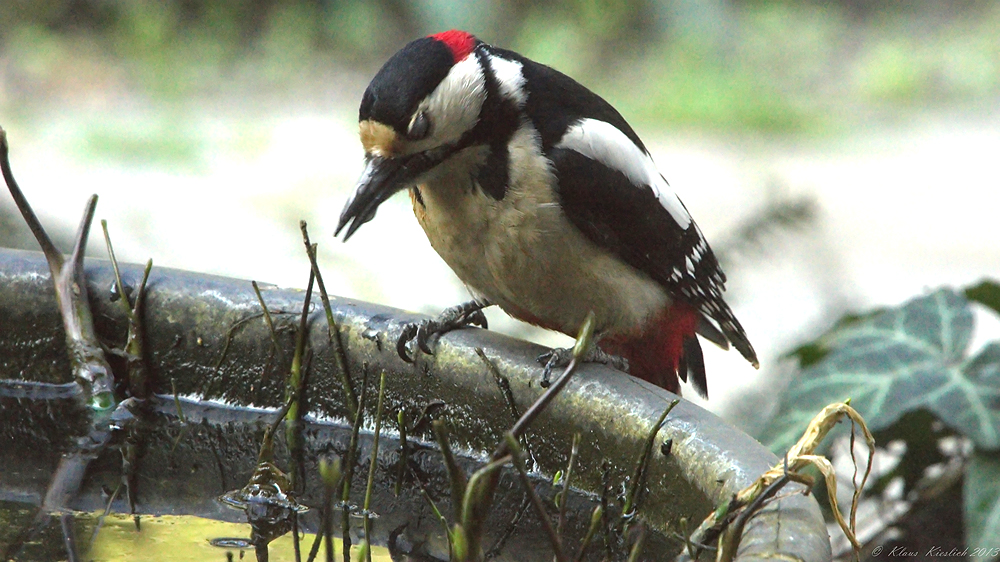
[407, 111, 431, 140]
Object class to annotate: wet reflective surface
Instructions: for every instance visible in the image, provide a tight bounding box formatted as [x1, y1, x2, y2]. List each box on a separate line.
[0, 506, 393, 562]
[0, 249, 830, 561]
[1, 389, 626, 560]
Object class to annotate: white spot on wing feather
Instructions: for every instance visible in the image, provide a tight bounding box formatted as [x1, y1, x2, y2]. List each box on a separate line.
[555, 118, 692, 229]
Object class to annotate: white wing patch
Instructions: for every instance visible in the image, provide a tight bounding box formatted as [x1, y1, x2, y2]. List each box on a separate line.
[486, 54, 527, 106]
[555, 118, 692, 230]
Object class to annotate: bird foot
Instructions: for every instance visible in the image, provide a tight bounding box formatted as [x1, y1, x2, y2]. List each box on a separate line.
[537, 346, 629, 387]
[397, 300, 489, 362]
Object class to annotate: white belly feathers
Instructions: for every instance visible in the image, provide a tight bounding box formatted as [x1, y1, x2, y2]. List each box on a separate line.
[411, 128, 668, 337]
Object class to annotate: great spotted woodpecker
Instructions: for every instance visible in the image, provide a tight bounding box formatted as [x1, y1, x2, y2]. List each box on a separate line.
[336, 30, 758, 397]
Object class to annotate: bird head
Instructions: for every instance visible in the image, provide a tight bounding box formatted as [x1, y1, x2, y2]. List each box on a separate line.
[336, 30, 487, 240]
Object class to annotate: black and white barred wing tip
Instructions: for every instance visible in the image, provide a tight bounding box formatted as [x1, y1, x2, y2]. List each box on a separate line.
[699, 296, 759, 369]
[696, 315, 729, 350]
[552, 117, 759, 370]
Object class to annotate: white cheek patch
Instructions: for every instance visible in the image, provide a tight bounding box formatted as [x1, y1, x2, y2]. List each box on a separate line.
[555, 118, 692, 230]
[417, 55, 486, 147]
[486, 54, 527, 106]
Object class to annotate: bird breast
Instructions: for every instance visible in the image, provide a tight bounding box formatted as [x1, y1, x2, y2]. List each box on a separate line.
[411, 129, 669, 338]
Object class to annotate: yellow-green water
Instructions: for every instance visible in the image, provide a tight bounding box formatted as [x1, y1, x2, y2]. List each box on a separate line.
[84, 513, 392, 562]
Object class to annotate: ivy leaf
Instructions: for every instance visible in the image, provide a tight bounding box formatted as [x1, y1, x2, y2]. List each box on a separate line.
[761, 289, 1000, 453]
[869, 409, 951, 496]
[966, 279, 1000, 317]
[784, 308, 887, 369]
[965, 450, 1000, 546]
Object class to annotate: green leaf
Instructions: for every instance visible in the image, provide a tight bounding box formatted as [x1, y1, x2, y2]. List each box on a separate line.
[762, 289, 1000, 453]
[966, 279, 1000, 317]
[784, 308, 887, 369]
[966, 450, 1000, 545]
[869, 409, 950, 496]
[784, 341, 829, 369]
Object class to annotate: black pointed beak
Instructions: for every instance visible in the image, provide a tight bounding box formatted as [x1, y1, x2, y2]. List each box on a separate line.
[336, 146, 454, 241]
[335, 155, 407, 240]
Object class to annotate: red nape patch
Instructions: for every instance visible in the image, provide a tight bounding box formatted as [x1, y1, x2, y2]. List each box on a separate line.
[430, 30, 476, 62]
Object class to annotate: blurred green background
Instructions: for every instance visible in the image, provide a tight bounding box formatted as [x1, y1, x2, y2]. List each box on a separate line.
[3, 0, 999, 134]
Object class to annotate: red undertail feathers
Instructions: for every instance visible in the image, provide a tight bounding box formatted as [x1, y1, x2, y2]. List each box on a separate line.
[601, 304, 708, 398]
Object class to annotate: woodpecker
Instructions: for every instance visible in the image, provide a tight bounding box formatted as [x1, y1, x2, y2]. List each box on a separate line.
[336, 30, 758, 397]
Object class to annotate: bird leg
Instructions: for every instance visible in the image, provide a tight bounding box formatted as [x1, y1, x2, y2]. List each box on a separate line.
[397, 299, 491, 362]
[537, 345, 629, 387]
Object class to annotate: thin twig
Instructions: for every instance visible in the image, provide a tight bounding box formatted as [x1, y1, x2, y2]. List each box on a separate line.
[101, 220, 135, 322]
[506, 311, 595, 445]
[292, 512, 301, 562]
[477, 347, 534, 467]
[342, 368, 370, 562]
[484, 496, 530, 559]
[170, 379, 186, 422]
[210, 307, 296, 375]
[128, 259, 153, 399]
[362, 372, 387, 562]
[432, 419, 468, 523]
[252, 281, 283, 361]
[301, 220, 357, 420]
[169, 378, 190, 454]
[503, 434, 568, 562]
[600, 460, 614, 560]
[557, 433, 581, 538]
[395, 410, 408, 496]
[0, 129, 120, 562]
[0, 128, 61, 268]
[305, 505, 326, 562]
[103, 221, 153, 399]
[574, 505, 603, 562]
[286, 266, 316, 490]
[312, 456, 341, 562]
[718, 474, 791, 561]
[68, 194, 97, 280]
[415, 476, 452, 549]
[625, 523, 647, 562]
[213, 313, 266, 370]
[262, 394, 297, 455]
[59, 513, 79, 562]
[848, 420, 866, 557]
[460, 453, 513, 558]
[475, 348, 520, 422]
[623, 400, 679, 518]
[410, 400, 445, 435]
[89, 481, 123, 549]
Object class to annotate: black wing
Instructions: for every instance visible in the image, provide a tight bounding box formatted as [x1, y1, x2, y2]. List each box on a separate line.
[548, 144, 757, 368]
[490, 45, 758, 373]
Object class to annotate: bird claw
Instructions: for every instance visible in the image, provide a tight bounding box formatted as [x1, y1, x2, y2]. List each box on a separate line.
[465, 308, 489, 330]
[536, 346, 629, 387]
[537, 348, 568, 388]
[397, 302, 489, 363]
[396, 324, 419, 361]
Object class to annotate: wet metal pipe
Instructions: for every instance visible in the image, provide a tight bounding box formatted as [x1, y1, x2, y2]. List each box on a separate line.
[0, 248, 830, 560]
